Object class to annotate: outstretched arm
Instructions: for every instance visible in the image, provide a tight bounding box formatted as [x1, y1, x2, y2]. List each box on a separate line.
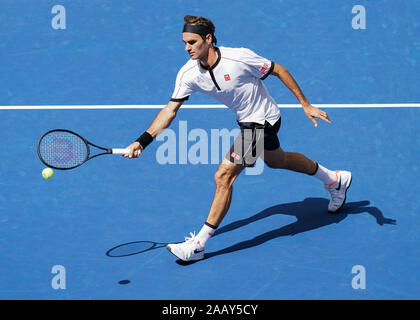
[271, 62, 331, 127]
[124, 100, 184, 158]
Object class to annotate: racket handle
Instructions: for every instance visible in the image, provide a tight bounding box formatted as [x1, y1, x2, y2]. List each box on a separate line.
[112, 148, 129, 154]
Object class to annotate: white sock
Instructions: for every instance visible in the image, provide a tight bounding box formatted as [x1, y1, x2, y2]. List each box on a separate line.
[195, 223, 216, 249]
[314, 163, 338, 185]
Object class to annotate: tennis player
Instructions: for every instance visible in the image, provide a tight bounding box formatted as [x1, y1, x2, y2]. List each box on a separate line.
[124, 15, 352, 262]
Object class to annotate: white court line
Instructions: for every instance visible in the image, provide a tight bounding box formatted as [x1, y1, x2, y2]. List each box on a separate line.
[0, 103, 419, 110]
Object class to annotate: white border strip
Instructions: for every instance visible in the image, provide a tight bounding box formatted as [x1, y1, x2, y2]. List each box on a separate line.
[0, 103, 419, 110]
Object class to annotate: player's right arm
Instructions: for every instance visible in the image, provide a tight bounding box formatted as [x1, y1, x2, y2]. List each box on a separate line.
[124, 100, 184, 158]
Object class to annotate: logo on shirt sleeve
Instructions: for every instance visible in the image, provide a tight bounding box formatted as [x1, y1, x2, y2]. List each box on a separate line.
[231, 152, 241, 160]
[260, 63, 269, 73]
[224, 74, 231, 81]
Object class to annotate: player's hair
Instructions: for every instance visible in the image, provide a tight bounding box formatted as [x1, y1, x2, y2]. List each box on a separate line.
[184, 15, 217, 45]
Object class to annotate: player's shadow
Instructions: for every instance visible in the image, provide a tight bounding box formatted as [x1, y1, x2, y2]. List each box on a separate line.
[177, 197, 395, 264]
[104, 197, 396, 264]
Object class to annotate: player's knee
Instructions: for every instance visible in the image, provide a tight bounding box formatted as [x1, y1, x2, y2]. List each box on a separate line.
[264, 159, 276, 169]
[214, 167, 235, 189]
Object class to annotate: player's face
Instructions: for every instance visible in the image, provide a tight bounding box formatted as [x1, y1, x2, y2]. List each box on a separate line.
[182, 32, 210, 60]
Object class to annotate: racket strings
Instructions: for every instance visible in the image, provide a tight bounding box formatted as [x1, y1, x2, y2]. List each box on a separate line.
[39, 131, 88, 168]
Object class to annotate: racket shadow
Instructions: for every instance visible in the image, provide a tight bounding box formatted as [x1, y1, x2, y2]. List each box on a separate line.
[199, 197, 396, 261]
[106, 241, 169, 257]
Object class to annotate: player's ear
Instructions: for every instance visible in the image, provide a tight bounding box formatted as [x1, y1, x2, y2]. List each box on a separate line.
[205, 33, 213, 45]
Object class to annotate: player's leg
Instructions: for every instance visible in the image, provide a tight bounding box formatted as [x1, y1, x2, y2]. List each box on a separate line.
[205, 158, 245, 226]
[260, 118, 317, 173]
[261, 118, 352, 213]
[166, 159, 244, 262]
[166, 124, 258, 262]
[262, 147, 317, 174]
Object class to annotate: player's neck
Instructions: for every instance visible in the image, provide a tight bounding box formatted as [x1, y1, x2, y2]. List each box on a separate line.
[200, 46, 218, 69]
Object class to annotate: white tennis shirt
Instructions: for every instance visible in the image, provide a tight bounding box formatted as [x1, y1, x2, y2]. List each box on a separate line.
[171, 46, 281, 125]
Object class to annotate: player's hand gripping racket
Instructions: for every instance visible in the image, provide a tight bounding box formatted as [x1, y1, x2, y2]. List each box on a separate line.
[37, 129, 128, 170]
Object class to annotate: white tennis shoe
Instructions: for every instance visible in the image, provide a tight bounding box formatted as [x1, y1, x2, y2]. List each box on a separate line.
[325, 170, 352, 213]
[166, 232, 205, 262]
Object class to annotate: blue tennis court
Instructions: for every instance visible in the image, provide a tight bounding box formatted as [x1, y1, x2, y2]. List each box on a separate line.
[0, 0, 419, 300]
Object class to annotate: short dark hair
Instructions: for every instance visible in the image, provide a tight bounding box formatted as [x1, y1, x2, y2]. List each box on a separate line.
[184, 15, 217, 45]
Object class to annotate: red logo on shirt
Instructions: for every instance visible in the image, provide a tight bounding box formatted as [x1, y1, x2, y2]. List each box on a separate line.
[224, 74, 231, 81]
[260, 63, 269, 73]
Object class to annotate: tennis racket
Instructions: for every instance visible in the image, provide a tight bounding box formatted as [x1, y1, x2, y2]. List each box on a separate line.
[37, 129, 129, 170]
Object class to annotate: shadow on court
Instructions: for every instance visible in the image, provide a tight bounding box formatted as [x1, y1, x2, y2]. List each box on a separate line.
[105, 198, 396, 263]
[106, 241, 169, 257]
[176, 198, 396, 265]
[203, 198, 396, 261]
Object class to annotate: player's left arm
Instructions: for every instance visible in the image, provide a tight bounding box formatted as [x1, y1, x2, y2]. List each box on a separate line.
[270, 62, 331, 127]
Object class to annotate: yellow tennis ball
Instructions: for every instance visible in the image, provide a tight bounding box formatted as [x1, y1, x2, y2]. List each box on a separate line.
[42, 168, 54, 179]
